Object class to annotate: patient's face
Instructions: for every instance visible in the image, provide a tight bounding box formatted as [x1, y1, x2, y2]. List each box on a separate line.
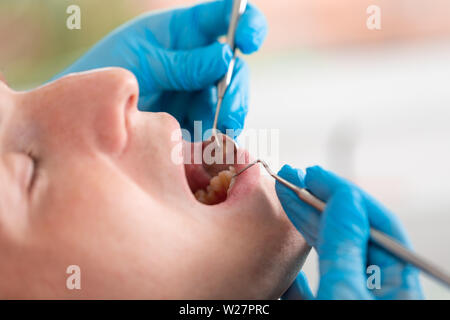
[0, 69, 308, 299]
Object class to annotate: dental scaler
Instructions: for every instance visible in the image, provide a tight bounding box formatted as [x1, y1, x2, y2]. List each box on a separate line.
[233, 159, 450, 288]
[211, 0, 247, 151]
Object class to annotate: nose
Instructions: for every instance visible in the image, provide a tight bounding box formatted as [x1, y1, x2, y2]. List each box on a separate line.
[31, 68, 139, 155]
[85, 68, 139, 155]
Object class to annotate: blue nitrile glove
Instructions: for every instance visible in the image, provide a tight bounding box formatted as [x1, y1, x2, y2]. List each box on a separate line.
[277, 165, 424, 300]
[54, 0, 267, 137]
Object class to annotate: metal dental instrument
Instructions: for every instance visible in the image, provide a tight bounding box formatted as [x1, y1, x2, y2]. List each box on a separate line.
[233, 159, 450, 288]
[212, 0, 248, 150]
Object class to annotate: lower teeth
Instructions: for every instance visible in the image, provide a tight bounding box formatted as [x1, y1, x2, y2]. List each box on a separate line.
[194, 166, 236, 205]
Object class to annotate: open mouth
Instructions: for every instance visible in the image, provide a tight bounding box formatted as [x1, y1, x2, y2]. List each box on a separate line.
[182, 136, 253, 206]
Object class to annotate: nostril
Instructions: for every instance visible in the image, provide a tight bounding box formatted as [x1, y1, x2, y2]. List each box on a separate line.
[118, 93, 137, 152]
[121, 70, 139, 121]
[125, 93, 138, 116]
[124, 92, 137, 125]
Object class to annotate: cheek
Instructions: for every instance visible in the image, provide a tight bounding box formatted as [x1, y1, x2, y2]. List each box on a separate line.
[30, 161, 157, 256]
[119, 111, 188, 193]
[0, 167, 29, 240]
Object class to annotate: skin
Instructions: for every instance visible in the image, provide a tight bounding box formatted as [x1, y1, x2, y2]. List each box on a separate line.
[0, 68, 309, 299]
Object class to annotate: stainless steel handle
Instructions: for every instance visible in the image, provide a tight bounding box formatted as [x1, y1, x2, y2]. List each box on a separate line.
[217, 0, 247, 99]
[213, 0, 248, 148]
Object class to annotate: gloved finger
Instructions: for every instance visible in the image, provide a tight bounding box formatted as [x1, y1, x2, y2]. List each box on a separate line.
[281, 271, 314, 300]
[276, 164, 321, 246]
[305, 166, 423, 298]
[304, 165, 352, 202]
[235, 2, 268, 54]
[173, 0, 268, 53]
[368, 247, 424, 300]
[184, 88, 217, 138]
[305, 166, 411, 245]
[146, 42, 233, 92]
[316, 188, 372, 300]
[137, 92, 161, 111]
[216, 57, 249, 134]
[364, 199, 424, 299]
[365, 197, 412, 247]
[156, 0, 267, 53]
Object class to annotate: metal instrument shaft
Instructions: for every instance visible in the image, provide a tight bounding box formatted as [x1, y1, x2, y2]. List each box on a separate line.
[212, 0, 248, 149]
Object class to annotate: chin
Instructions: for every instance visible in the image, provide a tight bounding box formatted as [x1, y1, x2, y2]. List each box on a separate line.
[176, 173, 309, 299]
[224, 177, 310, 299]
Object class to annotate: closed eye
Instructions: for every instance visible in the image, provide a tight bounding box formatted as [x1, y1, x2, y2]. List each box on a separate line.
[26, 151, 39, 193]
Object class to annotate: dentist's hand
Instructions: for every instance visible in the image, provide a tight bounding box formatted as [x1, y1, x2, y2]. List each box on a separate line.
[277, 165, 423, 300]
[54, 0, 267, 136]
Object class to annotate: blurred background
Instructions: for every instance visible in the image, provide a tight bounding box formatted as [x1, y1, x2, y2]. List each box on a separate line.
[1, 0, 449, 299]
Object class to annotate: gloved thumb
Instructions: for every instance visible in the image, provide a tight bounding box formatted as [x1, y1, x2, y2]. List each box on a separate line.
[316, 187, 372, 300]
[148, 42, 233, 91]
[281, 271, 314, 300]
[276, 164, 321, 246]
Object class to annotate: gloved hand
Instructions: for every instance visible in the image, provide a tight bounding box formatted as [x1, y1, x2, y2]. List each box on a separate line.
[54, 0, 267, 137]
[277, 165, 424, 300]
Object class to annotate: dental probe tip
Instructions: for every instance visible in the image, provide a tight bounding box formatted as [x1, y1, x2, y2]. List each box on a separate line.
[232, 160, 260, 178]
